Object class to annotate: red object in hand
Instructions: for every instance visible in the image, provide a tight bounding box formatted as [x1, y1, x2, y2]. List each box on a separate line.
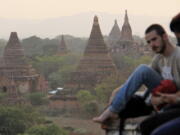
[152, 80, 177, 96]
[152, 80, 177, 110]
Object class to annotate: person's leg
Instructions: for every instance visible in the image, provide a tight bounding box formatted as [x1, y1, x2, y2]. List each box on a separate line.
[140, 109, 180, 135]
[93, 64, 162, 123]
[110, 64, 162, 113]
[92, 107, 118, 123]
[151, 117, 180, 135]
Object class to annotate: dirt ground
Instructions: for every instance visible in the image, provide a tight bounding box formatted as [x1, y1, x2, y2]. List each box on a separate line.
[48, 116, 104, 135]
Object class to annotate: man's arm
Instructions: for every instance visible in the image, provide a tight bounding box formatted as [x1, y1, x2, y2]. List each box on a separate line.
[151, 91, 180, 111]
[158, 91, 180, 104]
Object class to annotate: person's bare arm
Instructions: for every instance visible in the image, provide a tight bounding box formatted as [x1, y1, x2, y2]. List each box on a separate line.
[158, 91, 180, 104]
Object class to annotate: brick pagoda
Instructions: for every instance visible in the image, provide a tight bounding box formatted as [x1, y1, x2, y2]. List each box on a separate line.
[57, 35, 68, 56]
[65, 16, 117, 93]
[0, 32, 48, 95]
[108, 19, 121, 46]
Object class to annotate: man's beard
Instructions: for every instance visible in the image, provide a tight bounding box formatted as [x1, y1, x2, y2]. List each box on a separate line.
[158, 43, 166, 54]
[154, 39, 166, 54]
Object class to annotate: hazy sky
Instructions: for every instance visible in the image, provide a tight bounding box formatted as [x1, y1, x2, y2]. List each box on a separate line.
[0, 0, 179, 19]
[0, 0, 179, 39]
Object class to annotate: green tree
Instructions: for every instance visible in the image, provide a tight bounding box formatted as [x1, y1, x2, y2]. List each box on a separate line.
[0, 105, 45, 135]
[0, 92, 7, 103]
[21, 124, 68, 135]
[94, 75, 121, 104]
[31, 55, 63, 78]
[26, 92, 49, 106]
[76, 90, 98, 116]
[31, 53, 80, 89]
[76, 90, 95, 105]
[48, 54, 79, 88]
[83, 101, 99, 116]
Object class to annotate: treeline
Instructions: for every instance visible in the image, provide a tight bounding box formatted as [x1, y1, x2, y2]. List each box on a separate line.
[31, 54, 81, 89]
[22, 35, 87, 57]
[0, 34, 176, 57]
[0, 105, 68, 135]
[0, 35, 177, 90]
[0, 35, 87, 57]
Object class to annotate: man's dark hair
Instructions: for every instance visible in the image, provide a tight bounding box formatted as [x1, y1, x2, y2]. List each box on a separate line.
[145, 24, 166, 36]
[170, 13, 180, 33]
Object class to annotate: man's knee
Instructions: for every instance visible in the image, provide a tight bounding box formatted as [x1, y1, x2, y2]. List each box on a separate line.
[136, 64, 153, 75]
[137, 64, 151, 71]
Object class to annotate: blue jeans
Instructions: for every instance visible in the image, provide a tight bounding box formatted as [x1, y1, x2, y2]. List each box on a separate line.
[151, 117, 180, 135]
[109, 64, 162, 113]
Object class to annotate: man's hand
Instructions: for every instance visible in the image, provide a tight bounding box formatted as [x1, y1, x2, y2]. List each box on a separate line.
[151, 95, 164, 105]
[158, 92, 179, 104]
[151, 95, 164, 111]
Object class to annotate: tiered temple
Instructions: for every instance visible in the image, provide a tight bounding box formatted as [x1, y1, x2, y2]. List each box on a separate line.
[108, 20, 121, 46]
[57, 35, 68, 56]
[120, 10, 133, 41]
[0, 32, 48, 97]
[65, 16, 117, 94]
[108, 10, 150, 56]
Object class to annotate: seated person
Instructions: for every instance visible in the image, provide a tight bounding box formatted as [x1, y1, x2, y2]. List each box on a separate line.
[140, 12, 180, 135]
[93, 24, 180, 125]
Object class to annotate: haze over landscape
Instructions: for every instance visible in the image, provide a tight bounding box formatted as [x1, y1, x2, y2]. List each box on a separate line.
[0, 0, 179, 39]
[0, 1, 179, 135]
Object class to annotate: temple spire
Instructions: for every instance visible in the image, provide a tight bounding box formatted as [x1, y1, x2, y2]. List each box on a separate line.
[124, 10, 129, 24]
[93, 15, 99, 26]
[108, 19, 121, 44]
[115, 19, 117, 24]
[120, 10, 133, 41]
[84, 15, 107, 55]
[87, 15, 103, 45]
[57, 35, 68, 56]
[3, 32, 26, 66]
[7, 32, 20, 47]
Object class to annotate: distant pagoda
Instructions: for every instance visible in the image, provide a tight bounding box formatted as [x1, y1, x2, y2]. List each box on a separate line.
[0, 32, 48, 94]
[106, 10, 151, 69]
[120, 10, 133, 41]
[109, 10, 141, 55]
[65, 16, 117, 93]
[57, 35, 68, 56]
[0, 68, 25, 104]
[3, 32, 27, 67]
[108, 19, 121, 46]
